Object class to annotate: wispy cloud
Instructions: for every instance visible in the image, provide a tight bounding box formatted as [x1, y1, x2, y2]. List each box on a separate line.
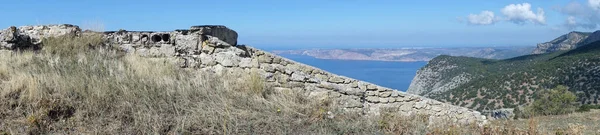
[467, 11, 497, 25]
[556, 0, 600, 30]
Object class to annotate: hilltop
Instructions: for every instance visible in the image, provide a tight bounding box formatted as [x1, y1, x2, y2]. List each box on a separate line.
[408, 31, 600, 111]
[0, 24, 486, 134]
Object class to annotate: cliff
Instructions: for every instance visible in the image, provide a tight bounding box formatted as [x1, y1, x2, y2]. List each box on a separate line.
[0, 24, 486, 127]
[531, 31, 592, 54]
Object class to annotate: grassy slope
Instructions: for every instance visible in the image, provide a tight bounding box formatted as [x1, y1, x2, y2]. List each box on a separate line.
[0, 34, 471, 134]
[425, 41, 600, 111]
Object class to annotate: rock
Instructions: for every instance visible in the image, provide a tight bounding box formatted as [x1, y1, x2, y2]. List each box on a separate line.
[174, 34, 198, 53]
[258, 55, 273, 64]
[239, 58, 254, 68]
[204, 35, 232, 47]
[366, 91, 379, 96]
[414, 101, 428, 109]
[329, 92, 342, 98]
[400, 102, 415, 112]
[366, 96, 380, 103]
[339, 88, 364, 96]
[350, 82, 359, 88]
[272, 57, 283, 64]
[275, 73, 290, 83]
[119, 44, 135, 53]
[328, 76, 345, 83]
[190, 25, 238, 46]
[366, 84, 378, 91]
[261, 64, 276, 73]
[214, 52, 241, 67]
[315, 74, 329, 82]
[290, 72, 309, 82]
[391, 91, 399, 97]
[199, 53, 217, 66]
[379, 91, 392, 97]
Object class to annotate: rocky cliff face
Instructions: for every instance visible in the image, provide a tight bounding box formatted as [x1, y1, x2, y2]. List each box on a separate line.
[531, 31, 590, 54]
[407, 56, 473, 96]
[0, 24, 487, 125]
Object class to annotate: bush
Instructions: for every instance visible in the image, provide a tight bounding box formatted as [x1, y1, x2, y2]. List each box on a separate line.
[576, 104, 600, 112]
[526, 85, 577, 116]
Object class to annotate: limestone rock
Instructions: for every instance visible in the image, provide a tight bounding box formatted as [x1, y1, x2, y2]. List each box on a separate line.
[379, 91, 392, 97]
[214, 52, 241, 67]
[290, 72, 309, 82]
[190, 25, 238, 46]
[366, 84, 378, 91]
[366, 91, 379, 96]
[366, 96, 380, 103]
[328, 76, 345, 83]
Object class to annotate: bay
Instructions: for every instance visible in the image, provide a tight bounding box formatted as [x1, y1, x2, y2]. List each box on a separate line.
[279, 54, 427, 91]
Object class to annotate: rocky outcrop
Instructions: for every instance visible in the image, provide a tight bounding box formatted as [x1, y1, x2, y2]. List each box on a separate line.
[0, 24, 487, 125]
[579, 31, 600, 46]
[0, 24, 80, 49]
[532, 31, 590, 54]
[407, 56, 473, 96]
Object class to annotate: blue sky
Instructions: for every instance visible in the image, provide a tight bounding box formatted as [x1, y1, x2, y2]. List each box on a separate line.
[1, 0, 599, 49]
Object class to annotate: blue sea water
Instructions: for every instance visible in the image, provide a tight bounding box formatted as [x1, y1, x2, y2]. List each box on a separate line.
[278, 54, 428, 91]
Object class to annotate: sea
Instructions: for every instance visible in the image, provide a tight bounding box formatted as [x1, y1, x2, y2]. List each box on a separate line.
[278, 54, 428, 92]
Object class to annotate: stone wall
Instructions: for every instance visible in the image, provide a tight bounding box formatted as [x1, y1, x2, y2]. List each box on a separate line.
[0, 24, 487, 125]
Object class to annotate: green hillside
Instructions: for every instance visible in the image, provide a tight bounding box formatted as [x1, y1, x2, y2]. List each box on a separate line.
[425, 41, 600, 111]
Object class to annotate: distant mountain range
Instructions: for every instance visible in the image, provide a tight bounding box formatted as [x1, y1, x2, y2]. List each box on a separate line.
[272, 47, 535, 62]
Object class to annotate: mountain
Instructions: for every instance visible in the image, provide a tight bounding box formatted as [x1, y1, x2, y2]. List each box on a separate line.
[273, 47, 535, 62]
[531, 31, 592, 54]
[408, 38, 600, 111]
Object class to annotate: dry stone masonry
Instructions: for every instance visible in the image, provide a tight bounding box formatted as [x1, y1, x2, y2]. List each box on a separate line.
[0, 24, 487, 125]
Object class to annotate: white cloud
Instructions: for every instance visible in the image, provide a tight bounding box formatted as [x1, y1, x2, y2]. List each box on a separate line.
[467, 11, 496, 25]
[589, 0, 600, 10]
[567, 16, 577, 25]
[557, 1, 600, 30]
[500, 3, 546, 25]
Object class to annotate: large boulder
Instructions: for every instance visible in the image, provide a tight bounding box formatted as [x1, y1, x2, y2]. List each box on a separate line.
[191, 25, 238, 46]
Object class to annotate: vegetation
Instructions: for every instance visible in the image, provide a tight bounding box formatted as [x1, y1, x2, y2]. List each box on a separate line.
[424, 40, 600, 111]
[514, 85, 578, 119]
[527, 85, 577, 116]
[1, 34, 599, 134]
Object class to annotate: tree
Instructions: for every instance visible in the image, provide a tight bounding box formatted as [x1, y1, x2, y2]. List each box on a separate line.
[527, 85, 577, 116]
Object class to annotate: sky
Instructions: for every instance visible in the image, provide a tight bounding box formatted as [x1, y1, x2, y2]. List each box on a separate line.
[1, 0, 599, 49]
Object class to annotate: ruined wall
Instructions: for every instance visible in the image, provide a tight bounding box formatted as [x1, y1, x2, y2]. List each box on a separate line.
[0, 24, 487, 125]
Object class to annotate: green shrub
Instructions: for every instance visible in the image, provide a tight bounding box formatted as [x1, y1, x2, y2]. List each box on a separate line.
[576, 104, 600, 112]
[527, 85, 577, 116]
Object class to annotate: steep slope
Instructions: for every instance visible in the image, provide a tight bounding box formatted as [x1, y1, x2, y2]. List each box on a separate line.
[531, 31, 590, 54]
[409, 40, 600, 111]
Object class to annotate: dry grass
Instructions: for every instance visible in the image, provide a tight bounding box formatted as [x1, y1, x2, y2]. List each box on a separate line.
[1, 35, 599, 134]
